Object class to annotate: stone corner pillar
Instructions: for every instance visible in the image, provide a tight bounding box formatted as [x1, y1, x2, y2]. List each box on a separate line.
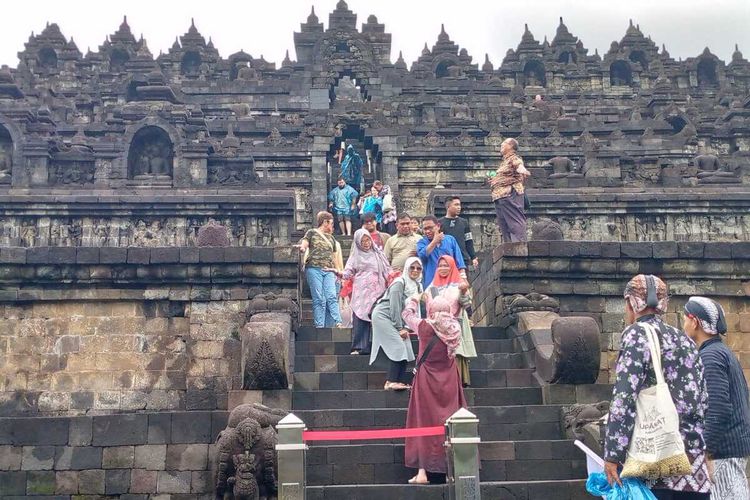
[276, 413, 307, 500]
[446, 407, 481, 500]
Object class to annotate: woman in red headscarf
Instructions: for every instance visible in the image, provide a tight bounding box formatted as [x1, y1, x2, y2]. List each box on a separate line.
[401, 294, 466, 484]
[424, 255, 477, 386]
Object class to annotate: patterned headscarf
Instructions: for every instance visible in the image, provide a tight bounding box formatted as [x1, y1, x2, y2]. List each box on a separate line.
[426, 296, 462, 358]
[684, 296, 727, 335]
[347, 228, 390, 281]
[623, 274, 669, 314]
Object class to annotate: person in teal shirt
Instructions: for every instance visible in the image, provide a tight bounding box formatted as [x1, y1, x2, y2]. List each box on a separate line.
[328, 177, 358, 236]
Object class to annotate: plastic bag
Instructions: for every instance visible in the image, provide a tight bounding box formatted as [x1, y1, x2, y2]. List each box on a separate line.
[586, 473, 656, 500]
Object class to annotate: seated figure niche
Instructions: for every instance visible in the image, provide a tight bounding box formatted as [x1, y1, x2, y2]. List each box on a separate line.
[697, 58, 718, 87]
[694, 153, 739, 184]
[609, 60, 632, 86]
[523, 60, 546, 87]
[110, 49, 130, 72]
[128, 126, 174, 181]
[332, 76, 362, 103]
[37, 47, 58, 69]
[0, 126, 12, 184]
[181, 51, 202, 76]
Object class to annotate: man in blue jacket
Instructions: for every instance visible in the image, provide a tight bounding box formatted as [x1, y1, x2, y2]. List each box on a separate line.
[417, 215, 466, 286]
[684, 296, 750, 500]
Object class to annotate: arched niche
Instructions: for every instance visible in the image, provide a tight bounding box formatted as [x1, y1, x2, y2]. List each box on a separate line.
[127, 126, 174, 180]
[181, 51, 202, 76]
[628, 50, 648, 70]
[609, 60, 632, 86]
[697, 58, 718, 86]
[110, 49, 130, 72]
[328, 71, 369, 104]
[523, 60, 546, 87]
[435, 60, 456, 78]
[37, 47, 58, 69]
[666, 116, 687, 133]
[0, 125, 13, 183]
[558, 51, 577, 64]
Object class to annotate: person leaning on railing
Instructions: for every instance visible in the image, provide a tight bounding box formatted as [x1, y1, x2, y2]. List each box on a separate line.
[298, 211, 343, 328]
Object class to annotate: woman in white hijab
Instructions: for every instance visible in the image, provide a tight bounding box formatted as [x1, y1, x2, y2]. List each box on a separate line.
[370, 257, 423, 390]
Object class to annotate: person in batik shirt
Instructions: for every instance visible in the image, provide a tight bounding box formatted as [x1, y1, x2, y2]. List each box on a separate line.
[604, 274, 711, 499]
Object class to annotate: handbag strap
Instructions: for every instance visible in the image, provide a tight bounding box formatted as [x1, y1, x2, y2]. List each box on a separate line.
[415, 334, 440, 372]
[639, 322, 666, 385]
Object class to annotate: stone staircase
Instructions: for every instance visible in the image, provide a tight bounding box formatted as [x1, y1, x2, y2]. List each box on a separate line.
[292, 324, 598, 499]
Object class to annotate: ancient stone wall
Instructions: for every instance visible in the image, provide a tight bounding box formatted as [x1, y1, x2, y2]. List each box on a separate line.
[0, 410, 225, 497]
[432, 189, 750, 245]
[0, 246, 298, 416]
[470, 241, 750, 382]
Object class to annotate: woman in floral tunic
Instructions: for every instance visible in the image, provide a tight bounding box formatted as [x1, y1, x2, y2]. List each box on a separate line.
[604, 274, 711, 499]
[331, 228, 390, 355]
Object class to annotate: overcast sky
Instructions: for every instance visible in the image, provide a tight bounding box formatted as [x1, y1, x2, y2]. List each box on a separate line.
[1, 0, 748, 68]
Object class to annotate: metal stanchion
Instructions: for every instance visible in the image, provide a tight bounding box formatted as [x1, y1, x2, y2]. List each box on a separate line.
[446, 408, 481, 500]
[276, 413, 307, 500]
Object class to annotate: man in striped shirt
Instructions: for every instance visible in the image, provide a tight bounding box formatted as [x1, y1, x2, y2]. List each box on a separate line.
[684, 296, 750, 500]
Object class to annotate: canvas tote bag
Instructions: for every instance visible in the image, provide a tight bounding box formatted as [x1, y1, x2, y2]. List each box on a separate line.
[620, 322, 691, 479]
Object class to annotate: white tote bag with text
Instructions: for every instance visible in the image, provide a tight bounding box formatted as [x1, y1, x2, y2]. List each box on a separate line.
[621, 322, 691, 479]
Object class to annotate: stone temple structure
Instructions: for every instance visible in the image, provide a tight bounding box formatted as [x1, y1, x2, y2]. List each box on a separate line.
[0, 2, 749, 498]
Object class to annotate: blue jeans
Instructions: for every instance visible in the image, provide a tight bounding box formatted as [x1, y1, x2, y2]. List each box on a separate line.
[305, 267, 341, 328]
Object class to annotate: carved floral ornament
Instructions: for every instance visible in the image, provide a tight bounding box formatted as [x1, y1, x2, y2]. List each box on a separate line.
[422, 130, 445, 147]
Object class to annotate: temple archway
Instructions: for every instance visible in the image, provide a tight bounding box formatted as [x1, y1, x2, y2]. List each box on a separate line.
[37, 47, 57, 69]
[628, 50, 648, 70]
[127, 126, 174, 180]
[697, 58, 718, 86]
[0, 125, 12, 183]
[609, 60, 632, 86]
[181, 51, 202, 76]
[523, 60, 546, 87]
[327, 124, 381, 194]
[110, 49, 130, 72]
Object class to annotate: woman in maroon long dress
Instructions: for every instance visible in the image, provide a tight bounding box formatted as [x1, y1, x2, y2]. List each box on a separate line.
[402, 295, 467, 484]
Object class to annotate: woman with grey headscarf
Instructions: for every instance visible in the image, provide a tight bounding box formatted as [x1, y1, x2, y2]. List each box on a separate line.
[370, 256, 423, 390]
[604, 274, 711, 499]
[684, 296, 750, 500]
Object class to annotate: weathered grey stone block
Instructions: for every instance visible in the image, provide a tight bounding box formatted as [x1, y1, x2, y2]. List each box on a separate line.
[105, 469, 131, 495]
[92, 414, 148, 446]
[53, 446, 102, 470]
[130, 469, 157, 494]
[134, 444, 167, 470]
[68, 417, 92, 446]
[78, 469, 105, 494]
[21, 446, 55, 470]
[25, 470, 55, 495]
[0, 445, 23, 469]
[54, 470, 78, 494]
[102, 446, 135, 469]
[166, 443, 208, 471]
[157, 470, 191, 494]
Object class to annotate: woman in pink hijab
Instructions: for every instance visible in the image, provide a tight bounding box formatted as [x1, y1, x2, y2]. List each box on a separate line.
[401, 295, 467, 484]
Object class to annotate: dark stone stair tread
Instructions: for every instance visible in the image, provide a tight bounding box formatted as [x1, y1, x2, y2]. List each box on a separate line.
[306, 479, 589, 500]
[291, 387, 543, 409]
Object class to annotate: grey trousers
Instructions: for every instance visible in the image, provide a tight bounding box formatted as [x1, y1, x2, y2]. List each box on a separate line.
[494, 191, 527, 242]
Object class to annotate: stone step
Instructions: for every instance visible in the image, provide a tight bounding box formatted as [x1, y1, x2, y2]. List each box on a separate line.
[306, 479, 589, 499]
[291, 388, 543, 410]
[293, 368, 537, 391]
[306, 439, 586, 485]
[294, 352, 524, 373]
[294, 404, 563, 442]
[295, 338, 517, 356]
[296, 325, 507, 341]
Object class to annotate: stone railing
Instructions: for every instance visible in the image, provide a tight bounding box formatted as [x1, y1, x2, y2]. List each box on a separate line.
[470, 240, 750, 382]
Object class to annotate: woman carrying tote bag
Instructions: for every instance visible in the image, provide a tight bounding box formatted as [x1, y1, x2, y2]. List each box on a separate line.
[604, 274, 711, 499]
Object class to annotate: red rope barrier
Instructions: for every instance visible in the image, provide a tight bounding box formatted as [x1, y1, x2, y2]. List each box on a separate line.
[302, 425, 444, 442]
